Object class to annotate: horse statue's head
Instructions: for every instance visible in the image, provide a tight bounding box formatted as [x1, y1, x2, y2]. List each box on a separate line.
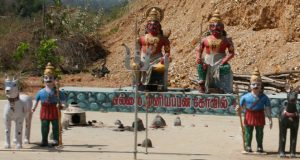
[4, 74, 20, 99]
[285, 84, 300, 113]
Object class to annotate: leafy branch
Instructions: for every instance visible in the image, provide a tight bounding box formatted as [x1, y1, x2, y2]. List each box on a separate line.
[35, 38, 62, 71]
[13, 42, 30, 63]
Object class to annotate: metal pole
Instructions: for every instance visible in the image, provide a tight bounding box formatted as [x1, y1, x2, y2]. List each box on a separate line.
[133, 13, 139, 160]
[133, 76, 138, 160]
[235, 84, 245, 151]
[145, 93, 149, 154]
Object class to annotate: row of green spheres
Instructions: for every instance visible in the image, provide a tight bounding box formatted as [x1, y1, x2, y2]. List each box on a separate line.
[66, 92, 114, 111]
[65, 91, 239, 115]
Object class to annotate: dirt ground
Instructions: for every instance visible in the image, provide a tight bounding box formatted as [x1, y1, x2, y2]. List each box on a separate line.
[98, 0, 300, 90]
[0, 100, 299, 160]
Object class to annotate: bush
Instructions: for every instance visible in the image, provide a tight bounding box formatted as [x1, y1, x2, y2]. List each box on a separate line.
[35, 38, 62, 72]
[14, 0, 43, 17]
[13, 42, 30, 63]
[45, 6, 104, 35]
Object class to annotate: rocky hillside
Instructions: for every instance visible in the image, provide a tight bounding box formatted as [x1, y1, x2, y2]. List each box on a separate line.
[97, 0, 300, 88]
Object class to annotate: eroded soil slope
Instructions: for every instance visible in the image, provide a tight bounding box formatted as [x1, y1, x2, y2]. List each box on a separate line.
[97, 0, 300, 88]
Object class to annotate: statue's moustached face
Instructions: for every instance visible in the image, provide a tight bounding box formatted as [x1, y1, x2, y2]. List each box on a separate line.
[209, 22, 224, 37]
[44, 75, 55, 84]
[146, 21, 161, 36]
[250, 82, 262, 90]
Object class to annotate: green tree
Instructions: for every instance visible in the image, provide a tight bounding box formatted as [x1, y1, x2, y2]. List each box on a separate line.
[13, 42, 30, 63]
[35, 38, 62, 72]
[53, 0, 62, 7]
[0, 0, 4, 15]
[14, 0, 43, 17]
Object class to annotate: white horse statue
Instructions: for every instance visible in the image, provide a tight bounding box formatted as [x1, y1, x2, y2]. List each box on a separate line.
[3, 74, 33, 149]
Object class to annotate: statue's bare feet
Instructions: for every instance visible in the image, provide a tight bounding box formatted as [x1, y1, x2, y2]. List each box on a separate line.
[4, 143, 11, 149]
[279, 152, 285, 158]
[15, 144, 22, 149]
[24, 139, 29, 144]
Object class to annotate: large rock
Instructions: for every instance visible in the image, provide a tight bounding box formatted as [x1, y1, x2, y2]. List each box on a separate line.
[141, 138, 153, 148]
[132, 118, 145, 131]
[151, 115, 167, 128]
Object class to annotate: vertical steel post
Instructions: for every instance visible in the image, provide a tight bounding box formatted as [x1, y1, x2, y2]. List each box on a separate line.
[145, 93, 149, 154]
[133, 82, 138, 160]
[133, 13, 139, 160]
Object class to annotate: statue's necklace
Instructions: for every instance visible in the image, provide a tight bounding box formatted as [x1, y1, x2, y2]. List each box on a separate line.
[145, 34, 160, 53]
[208, 37, 222, 53]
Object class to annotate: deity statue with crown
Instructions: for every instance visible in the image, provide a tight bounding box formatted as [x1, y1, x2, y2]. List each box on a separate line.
[195, 11, 235, 93]
[134, 7, 171, 91]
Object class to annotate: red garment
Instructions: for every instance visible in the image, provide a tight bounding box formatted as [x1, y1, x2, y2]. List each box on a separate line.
[244, 109, 265, 126]
[40, 102, 58, 120]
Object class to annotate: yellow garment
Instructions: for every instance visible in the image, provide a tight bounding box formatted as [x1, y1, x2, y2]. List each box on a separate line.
[152, 62, 165, 74]
[130, 62, 139, 70]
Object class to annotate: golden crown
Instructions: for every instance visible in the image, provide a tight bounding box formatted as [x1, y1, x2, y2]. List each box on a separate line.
[44, 62, 55, 76]
[209, 10, 222, 23]
[146, 7, 164, 22]
[250, 67, 262, 83]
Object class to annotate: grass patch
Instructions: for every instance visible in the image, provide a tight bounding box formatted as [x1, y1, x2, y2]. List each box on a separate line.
[0, 94, 6, 100]
[101, 1, 129, 24]
[109, 26, 119, 34]
[101, 26, 120, 37]
[107, 4, 128, 20]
